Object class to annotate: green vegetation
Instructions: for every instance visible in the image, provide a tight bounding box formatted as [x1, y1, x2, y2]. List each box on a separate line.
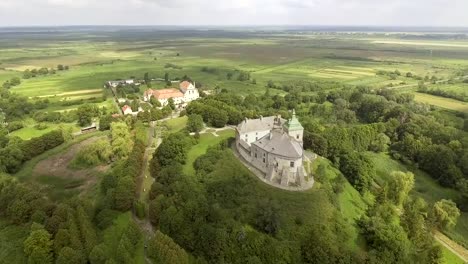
[183, 129, 235, 175]
[162, 116, 188, 133]
[1, 28, 468, 264]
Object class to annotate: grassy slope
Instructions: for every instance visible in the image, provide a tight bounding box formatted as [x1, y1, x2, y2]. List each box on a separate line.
[312, 156, 368, 250]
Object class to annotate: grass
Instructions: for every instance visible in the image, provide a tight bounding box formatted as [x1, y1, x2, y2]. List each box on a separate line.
[0, 219, 28, 264]
[9, 122, 80, 140]
[162, 116, 188, 133]
[183, 129, 235, 175]
[312, 156, 368, 250]
[413, 92, 468, 113]
[439, 241, 466, 264]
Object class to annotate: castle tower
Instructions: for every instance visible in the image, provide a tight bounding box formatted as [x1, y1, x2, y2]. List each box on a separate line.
[283, 109, 304, 142]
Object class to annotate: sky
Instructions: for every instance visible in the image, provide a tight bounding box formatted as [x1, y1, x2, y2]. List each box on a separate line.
[0, 0, 467, 27]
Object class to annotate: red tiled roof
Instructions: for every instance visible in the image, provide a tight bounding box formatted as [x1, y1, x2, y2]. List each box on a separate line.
[180, 81, 192, 92]
[154, 88, 184, 99]
[122, 105, 131, 112]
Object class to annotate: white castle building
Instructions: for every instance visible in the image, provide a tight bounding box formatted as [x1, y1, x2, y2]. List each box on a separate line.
[235, 110, 310, 187]
[143, 81, 199, 106]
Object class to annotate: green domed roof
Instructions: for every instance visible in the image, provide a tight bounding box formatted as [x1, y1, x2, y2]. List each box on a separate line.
[283, 109, 303, 132]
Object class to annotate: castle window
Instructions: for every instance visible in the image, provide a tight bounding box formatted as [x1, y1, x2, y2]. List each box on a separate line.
[296, 134, 299, 139]
[290, 161, 294, 167]
[256, 137, 258, 140]
[255, 153, 257, 158]
[263, 158, 266, 163]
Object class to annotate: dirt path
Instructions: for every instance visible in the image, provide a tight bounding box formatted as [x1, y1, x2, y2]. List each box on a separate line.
[434, 231, 468, 263]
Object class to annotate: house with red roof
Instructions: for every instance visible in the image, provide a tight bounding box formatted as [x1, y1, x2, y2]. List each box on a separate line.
[122, 105, 133, 115]
[143, 81, 199, 106]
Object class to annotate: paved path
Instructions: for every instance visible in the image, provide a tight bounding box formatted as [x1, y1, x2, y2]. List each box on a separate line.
[434, 230, 468, 263]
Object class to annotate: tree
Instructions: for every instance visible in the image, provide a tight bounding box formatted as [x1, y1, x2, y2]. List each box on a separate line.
[164, 72, 169, 82]
[168, 98, 175, 110]
[431, 199, 460, 230]
[90, 244, 109, 264]
[111, 122, 132, 159]
[56, 247, 82, 264]
[186, 114, 204, 133]
[99, 115, 112, 131]
[339, 152, 375, 193]
[77, 104, 97, 127]
[23, 227, 53, 264]
[255, 199, 280, 235]
[10, 77, 21, 86]
[57, 64, 64, 71]
[226, 72, 233, 80]
[385, 171, 414, 206]
[148, 230, 189, 264]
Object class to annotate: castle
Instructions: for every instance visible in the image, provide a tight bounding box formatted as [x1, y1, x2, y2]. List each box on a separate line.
[235, 110, 310, 187]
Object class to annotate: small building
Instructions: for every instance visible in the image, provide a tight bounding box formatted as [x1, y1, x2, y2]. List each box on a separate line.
[235, 110, 309, 187]
[122, 105, 133, 115]
[143, 81, 200, 106]
[81, 123, 97, 133]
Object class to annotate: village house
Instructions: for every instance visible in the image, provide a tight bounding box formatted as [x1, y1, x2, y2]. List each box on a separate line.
[121, 105, 133, 115]
[143, 81, 199, 106]
[235, 110, 311, 187]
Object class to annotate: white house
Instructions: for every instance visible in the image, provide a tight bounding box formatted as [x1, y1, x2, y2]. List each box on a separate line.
[143, 81, 200, 106]
[122, 105, 133, 115]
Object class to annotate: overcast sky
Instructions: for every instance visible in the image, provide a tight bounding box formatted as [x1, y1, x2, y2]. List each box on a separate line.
[0, 0, 467, 27]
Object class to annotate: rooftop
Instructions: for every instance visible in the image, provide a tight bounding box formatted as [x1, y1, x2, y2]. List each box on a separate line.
[252, 130, 303, 158]
[237, 116, 285, 134]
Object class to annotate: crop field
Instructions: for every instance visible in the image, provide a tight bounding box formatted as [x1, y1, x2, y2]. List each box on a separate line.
[2, 31, 467, 108]
[414, 93, 468, 113]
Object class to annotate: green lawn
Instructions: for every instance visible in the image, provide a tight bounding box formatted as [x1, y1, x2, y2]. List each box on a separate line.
[183, 129, 235, 175]
[439, 241, 465, 264]
[163, 116, 188, 133]
[9, 122, 80, 140]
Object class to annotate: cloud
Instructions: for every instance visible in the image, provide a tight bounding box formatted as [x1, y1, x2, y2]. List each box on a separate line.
[0, 0, 467, 27]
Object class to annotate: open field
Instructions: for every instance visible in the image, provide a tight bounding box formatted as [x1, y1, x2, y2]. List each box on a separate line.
[414, 93, 468, 113]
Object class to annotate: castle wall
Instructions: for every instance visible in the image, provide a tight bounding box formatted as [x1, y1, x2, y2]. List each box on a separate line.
[239, 130, 270, 145]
